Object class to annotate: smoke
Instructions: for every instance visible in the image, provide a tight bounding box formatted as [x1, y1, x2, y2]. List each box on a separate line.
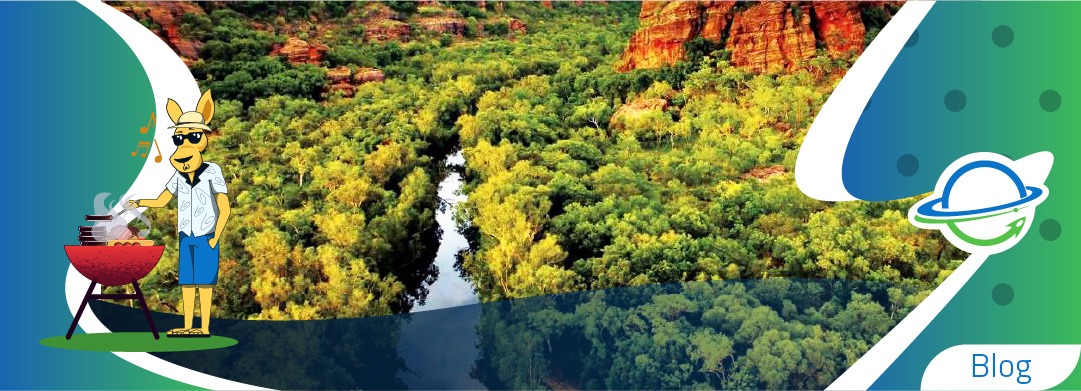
[93, 192, 113, 216]
[93, 192, 153, 240]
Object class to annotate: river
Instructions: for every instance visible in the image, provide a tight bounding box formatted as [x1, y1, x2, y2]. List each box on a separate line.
[399, 151, 486, 389]
[413, 151, 479, 311]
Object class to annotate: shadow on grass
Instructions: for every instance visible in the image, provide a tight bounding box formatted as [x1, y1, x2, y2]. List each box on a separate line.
[40, 332, 237, 352]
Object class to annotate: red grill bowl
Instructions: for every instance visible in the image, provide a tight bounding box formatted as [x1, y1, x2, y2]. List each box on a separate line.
[64, 245, 165, 286]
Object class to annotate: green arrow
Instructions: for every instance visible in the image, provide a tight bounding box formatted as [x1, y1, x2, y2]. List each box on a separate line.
[946, 216, 1026, 247]
[912, 206, 1027, 225]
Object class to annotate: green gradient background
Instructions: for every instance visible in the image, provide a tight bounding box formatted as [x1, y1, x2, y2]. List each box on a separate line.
[0, 2, 193, 389]
[851, 2, 1081, 388]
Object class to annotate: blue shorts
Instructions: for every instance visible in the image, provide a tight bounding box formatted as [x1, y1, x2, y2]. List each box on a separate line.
[178, 233, 219, 286]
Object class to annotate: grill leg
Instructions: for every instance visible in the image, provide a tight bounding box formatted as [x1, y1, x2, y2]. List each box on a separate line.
[131, 282, 159, 340]
[66, 281, 97, 340]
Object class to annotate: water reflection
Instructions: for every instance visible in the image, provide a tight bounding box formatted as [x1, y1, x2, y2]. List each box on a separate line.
[92, 279, 920, 390]
[399, 305, 485, 389]
[93, 301, 409, 389]
[414, 151, 479, 312]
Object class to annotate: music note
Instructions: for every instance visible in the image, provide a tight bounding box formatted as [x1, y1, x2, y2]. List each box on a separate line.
[152, 140, 163, 163]
[139, 112, 156, 134]
[132, 141, 151, 158]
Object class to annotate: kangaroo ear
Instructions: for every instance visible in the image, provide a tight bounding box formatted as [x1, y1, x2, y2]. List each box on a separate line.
[166, 98, 184, 124]
[196, 90, 214, 126]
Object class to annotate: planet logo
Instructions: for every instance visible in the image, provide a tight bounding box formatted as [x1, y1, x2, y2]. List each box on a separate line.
[909, 152, 1053, 255]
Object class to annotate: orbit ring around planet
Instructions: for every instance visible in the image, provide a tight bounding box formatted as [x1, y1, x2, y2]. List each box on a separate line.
[908, 152, 1052, 255]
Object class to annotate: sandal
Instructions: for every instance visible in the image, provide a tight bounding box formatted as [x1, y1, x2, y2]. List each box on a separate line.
[166, 328, 211, 338]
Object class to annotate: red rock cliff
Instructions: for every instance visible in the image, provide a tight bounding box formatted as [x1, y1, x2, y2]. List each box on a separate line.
[728, 2, 817, 72]
[270, 37, 330, 65]
[618, 1, 736, 72]
[620, 1, 890, 73]
[112, 2, 205, 62]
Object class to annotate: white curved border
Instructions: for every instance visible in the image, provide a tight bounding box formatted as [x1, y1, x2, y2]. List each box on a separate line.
[922, 344, 1080, 389]
[68, 2, 266, 389]
[795, 1, 935, 201]
[807, 2, 993, 389]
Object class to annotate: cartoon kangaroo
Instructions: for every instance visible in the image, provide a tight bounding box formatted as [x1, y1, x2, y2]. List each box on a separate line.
[127, 90, 230, 338]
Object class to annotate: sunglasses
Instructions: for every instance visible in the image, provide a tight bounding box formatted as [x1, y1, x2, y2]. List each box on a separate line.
[172, 132, 204, 146]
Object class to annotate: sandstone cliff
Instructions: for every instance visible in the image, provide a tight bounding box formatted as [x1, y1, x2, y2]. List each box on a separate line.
[271, 37, 330, 65]
[326, 66, 386, 98]
[416, 7, 468, 36]
[619, 1, 895, 73]
[112, 2, 205, 63]
[618, 1, 736, 72]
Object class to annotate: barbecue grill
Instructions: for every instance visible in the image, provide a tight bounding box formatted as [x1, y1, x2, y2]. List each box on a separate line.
[64, 245, 165, 339]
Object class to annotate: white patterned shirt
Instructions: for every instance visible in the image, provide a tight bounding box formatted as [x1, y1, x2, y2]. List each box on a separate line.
[165, 162, 228, 237]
